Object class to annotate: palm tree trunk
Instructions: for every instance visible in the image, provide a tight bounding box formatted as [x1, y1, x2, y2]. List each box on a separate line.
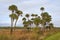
[10, 11, 14, 35]
[42, 23, 45, 34]
[14, 20, 17, 31]
[10, 18, 13, 34]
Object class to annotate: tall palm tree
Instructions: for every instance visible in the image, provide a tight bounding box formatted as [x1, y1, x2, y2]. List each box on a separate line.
[40, 7, 44, 13]
[9, 5, 17, 34]
[40, 7, 45, 25]
[40, 7, 45, 32]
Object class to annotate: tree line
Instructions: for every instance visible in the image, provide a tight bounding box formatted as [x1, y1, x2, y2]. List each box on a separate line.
[8, 5, 54, 34]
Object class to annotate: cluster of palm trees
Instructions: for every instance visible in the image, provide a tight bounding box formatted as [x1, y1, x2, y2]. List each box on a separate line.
[8, 5, 54, 34]
[22, 7, 53, 28]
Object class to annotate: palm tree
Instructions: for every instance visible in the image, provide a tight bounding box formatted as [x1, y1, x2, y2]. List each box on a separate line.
[9, 13, 18, 34]
[41, 12, 52, 32]
[40, 7, 44, 13]
[14, 10, 23, 30]
[8, 5, 17, 34]
[40, 7, 45, 26]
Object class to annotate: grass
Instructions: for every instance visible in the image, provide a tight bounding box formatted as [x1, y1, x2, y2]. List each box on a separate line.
[0, 27, 60, 40]
[44, 32, 60, 40]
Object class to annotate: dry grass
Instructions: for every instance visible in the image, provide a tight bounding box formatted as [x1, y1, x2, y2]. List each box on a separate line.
[0, 28, 60, 40]
[0, 29, 40, 40]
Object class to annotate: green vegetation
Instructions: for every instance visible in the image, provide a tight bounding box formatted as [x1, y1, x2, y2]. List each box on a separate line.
[44, 32, 60, 40]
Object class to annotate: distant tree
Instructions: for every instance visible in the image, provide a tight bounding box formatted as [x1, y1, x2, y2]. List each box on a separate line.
[8, 5, 17, 34]
[40, 7, 45, 28]
[40, 7, 45, 32]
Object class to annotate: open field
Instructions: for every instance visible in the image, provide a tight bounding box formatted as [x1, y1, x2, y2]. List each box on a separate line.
[0, 27, 60, 40]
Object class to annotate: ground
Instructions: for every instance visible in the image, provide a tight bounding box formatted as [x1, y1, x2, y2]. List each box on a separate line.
[0, 28, 60, 40]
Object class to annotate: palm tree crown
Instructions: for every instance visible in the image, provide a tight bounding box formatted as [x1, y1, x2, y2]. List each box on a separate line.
[40, 7, 44, 11]
[9, 5, 18, 12]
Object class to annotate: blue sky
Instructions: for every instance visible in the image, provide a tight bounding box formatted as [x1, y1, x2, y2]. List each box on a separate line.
[0, 0, 60, 27]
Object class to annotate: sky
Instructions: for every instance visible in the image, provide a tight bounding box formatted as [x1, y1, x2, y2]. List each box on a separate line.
[0, 0, 60, 27]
